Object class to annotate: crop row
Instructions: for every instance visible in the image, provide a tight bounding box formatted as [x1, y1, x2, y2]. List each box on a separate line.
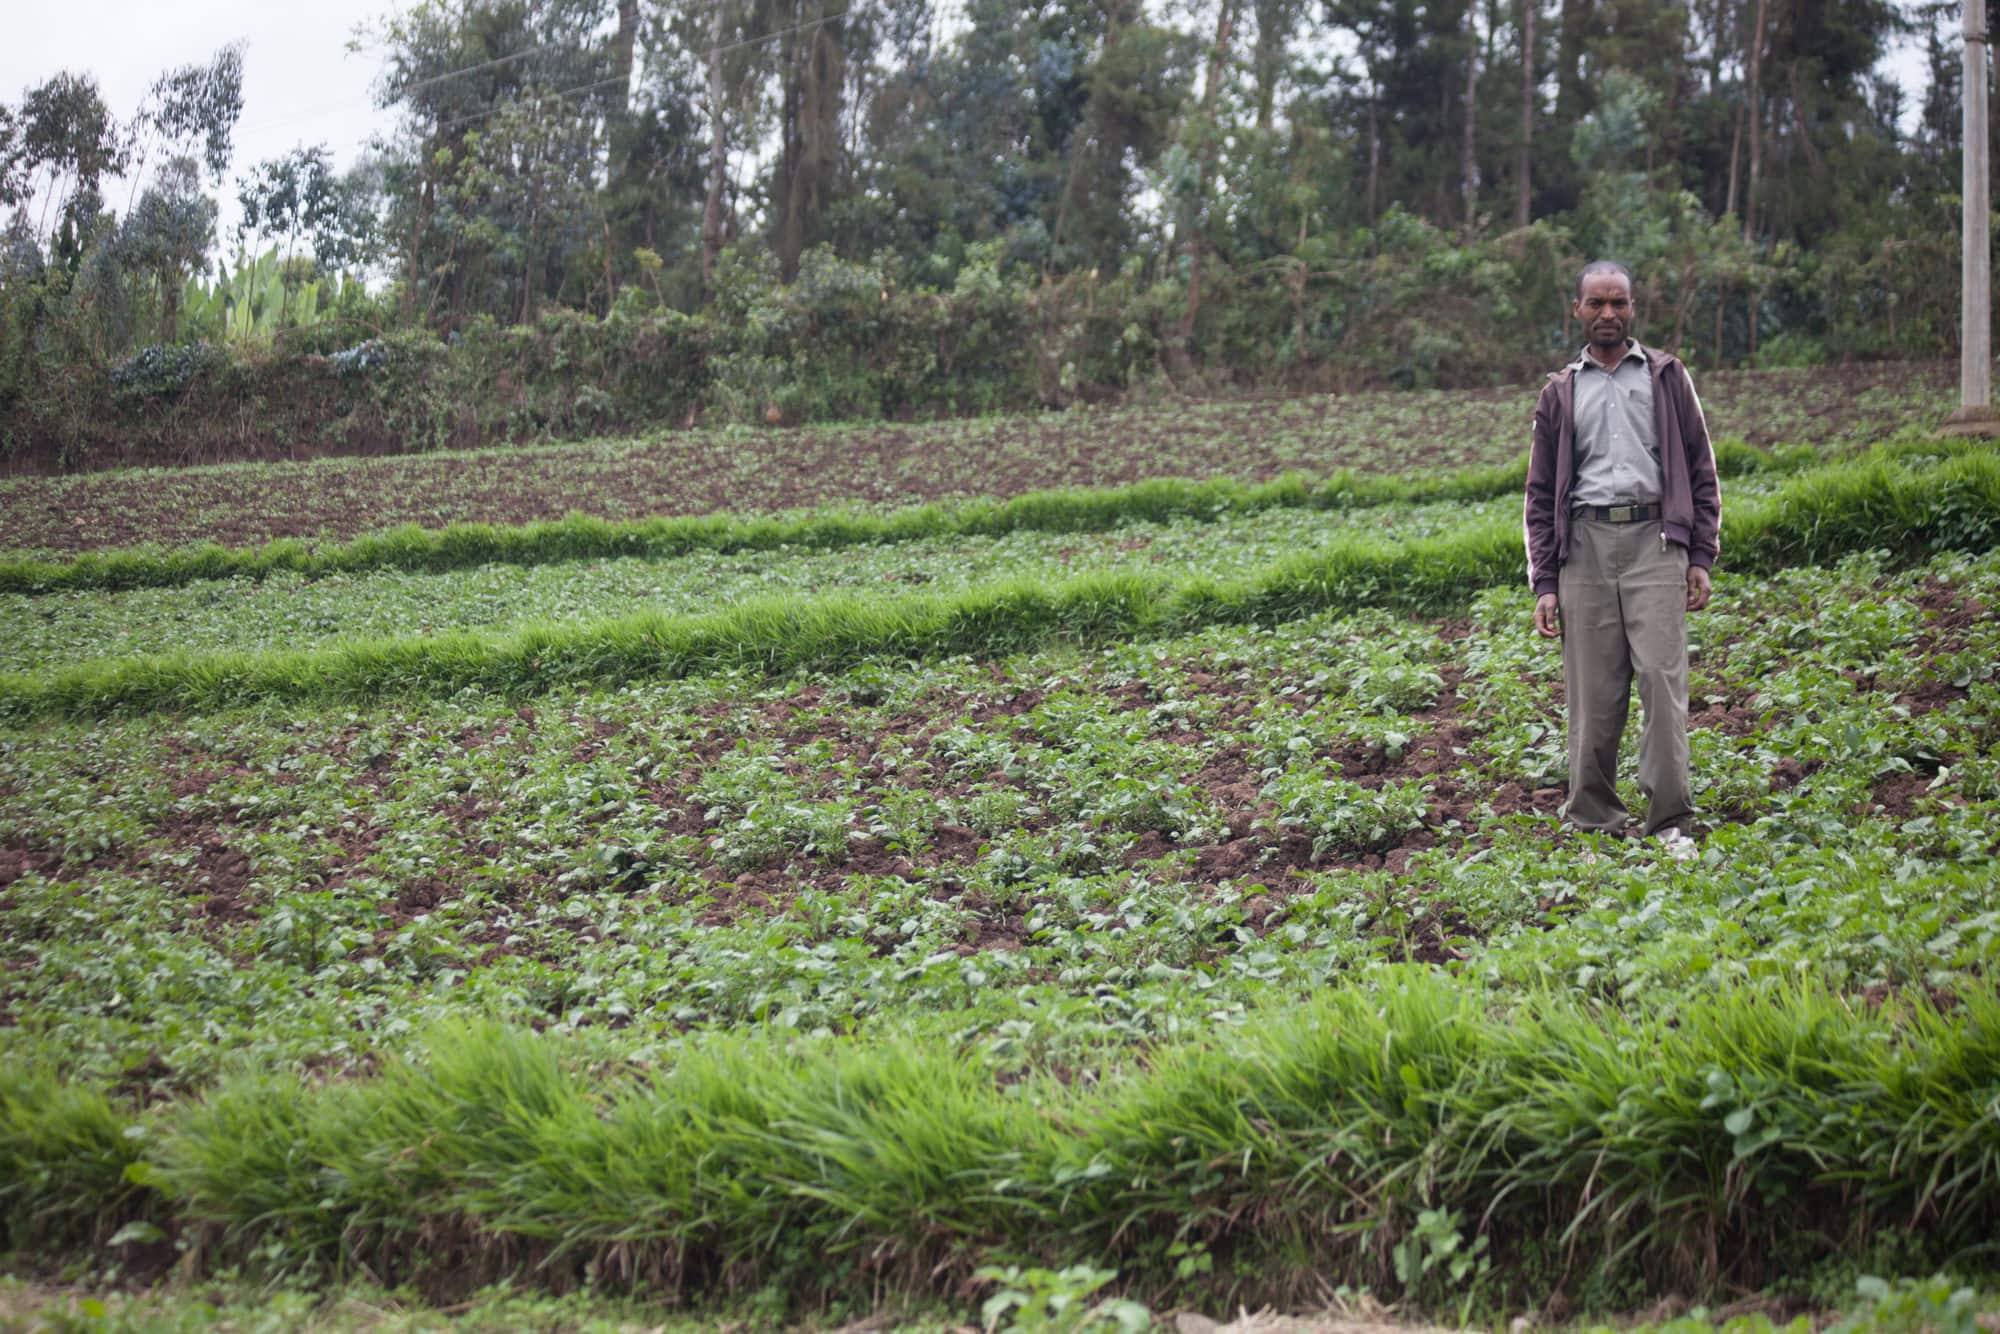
[0, 499, 1515, 674]
[5, 980, 1998, 1314]
[0, 439, 1811, 594]
[0, 361, 1948, 557]
[2, 446, 1994, 720]
[2, 537, 1995, 1310]
[3, 546, 1993, 1090]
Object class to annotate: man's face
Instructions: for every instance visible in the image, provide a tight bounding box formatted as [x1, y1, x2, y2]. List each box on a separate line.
[1574, 272, 1635, 351]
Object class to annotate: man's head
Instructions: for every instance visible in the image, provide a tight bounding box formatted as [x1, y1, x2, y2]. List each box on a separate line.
[1574, 260, 1635, 354]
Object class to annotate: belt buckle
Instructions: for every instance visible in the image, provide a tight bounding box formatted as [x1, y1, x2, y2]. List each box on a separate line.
[1608, 504, 1635, 522]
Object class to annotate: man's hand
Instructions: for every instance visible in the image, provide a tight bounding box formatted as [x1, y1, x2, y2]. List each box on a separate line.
[1686, 565, 1712, 612]
[1534, 593, 1562, 639]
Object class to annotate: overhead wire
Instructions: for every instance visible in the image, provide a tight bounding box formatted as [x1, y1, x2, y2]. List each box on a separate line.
[227, 7, 853, 146]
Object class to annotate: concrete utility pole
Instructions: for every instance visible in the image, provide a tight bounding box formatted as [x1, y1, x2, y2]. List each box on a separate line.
[1951, 0, 1998, 431]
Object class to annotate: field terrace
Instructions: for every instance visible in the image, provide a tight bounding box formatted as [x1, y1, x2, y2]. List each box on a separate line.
[1, 367, 1997, 1324]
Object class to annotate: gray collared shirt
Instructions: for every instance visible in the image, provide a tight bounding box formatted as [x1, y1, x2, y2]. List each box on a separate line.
[1569, 339, 1661, 508]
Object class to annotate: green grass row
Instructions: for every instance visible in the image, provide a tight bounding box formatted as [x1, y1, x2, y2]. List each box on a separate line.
[5, 977, 1996, 1310]
[0, 438, 1812, 592]
[0, 447, 1994, 722]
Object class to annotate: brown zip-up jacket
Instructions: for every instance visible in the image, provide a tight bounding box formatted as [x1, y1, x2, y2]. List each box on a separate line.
[1523, 343, 1721, 596]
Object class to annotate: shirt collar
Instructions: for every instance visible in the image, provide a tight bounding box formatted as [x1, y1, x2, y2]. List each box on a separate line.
[1570, 338, 1645, 373]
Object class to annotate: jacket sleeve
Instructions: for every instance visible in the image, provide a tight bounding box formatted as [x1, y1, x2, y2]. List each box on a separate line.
[1524, 381, 1561, 596]
[1676, 362, 1721, 571]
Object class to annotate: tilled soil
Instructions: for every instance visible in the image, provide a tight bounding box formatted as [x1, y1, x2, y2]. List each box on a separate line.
[0, 362, 1952, 556]
[8, 599, 1974, 969]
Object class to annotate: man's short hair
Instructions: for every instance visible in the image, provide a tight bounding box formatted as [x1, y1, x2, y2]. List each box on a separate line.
[1576, 259, 1635, 300]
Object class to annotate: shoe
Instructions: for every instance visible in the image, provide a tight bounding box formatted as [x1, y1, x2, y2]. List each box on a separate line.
[1657, 825, 1696, 861]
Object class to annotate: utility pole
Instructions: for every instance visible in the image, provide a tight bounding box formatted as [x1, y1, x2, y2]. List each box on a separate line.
[1951, 0, 1998, 432]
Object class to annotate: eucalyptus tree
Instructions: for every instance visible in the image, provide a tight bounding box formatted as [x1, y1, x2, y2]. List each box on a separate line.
[111, 155, 218, 343]
[236, 145, 376, 321]
[837, 0, 1073, 279]
[372, 0, 649, 323]
[1322, 0, 1483, 226]
[1, 73, 129, 249]
[135, 43, 246, 187]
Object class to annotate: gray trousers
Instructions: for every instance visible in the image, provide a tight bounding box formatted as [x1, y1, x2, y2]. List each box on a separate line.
[1557, 518, 1694, 835]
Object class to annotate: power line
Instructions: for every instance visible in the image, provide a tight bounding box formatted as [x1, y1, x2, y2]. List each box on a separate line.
[397, 39, 570, 99]
[431, 72, 631, 137]
[708, 7, 852, 60]
[228, 8, 853, 150]
[376, 8, 853, 115]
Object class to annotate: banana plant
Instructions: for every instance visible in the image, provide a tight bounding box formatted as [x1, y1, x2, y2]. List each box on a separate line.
[183, 244, 337, 342]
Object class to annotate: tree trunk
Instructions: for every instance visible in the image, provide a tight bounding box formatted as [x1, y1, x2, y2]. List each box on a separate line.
[1252, 0, 1289, 131]
[1516, 0, 1534, 229]
[701, 2, 728, 301]
[160, 266, 180, 344]
[1722, 96, 1742, 216]
[1743, 0, 1768, 245]
[1554, 0, 1593, 127]
[404, 170, 435, 325]
[1706, 0, 1726, 93]
[1788, 61, 1824, 177]
[575, 0, 639, 311]
[521, 175, 542, 322]
[1180, 0, 1239, 348]
[1365, 80, 1382, 224]
[767, 5, 845, 284]
[774, 2, 805, 282]
[1052, 0, 1135, 263]
[613, 0, 638, 117]
[1668, 249, 1698, 352]
[1461, 6, 1482, 230]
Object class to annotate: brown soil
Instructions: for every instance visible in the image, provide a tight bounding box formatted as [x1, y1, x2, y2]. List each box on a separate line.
[0, 362, 1953, 555]
[1870, 769, 1937, 818]
[27, 582, 1954, 967]
[1898, 679, 1970, 713]
[1691, 698, 1762, 736]
[0, 844, 64, 888]
[169, 820, 257, 924]
[1913, 575, 1989, 644]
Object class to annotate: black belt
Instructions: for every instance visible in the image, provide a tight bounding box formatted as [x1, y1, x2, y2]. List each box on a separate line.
[1575, 503, 1659, 523]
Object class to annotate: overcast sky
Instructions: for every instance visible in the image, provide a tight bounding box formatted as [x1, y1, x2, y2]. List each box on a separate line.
[2, 0, 401, 246]
[2, 1, 1944, 261]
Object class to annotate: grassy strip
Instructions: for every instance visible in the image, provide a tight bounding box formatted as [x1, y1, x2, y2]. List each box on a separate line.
[0, 1068, 155, 1255]
[5, 977, 1997, 1306]
[0, 438, 1810, 593]
[2, 448, 1994, 721]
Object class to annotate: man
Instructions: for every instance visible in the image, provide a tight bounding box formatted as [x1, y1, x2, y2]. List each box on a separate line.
[1524, 260, 1720, 841]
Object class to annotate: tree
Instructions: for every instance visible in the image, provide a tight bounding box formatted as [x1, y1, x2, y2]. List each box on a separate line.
[1174, 0, 1239, 356]
[1516, 0, 1535, 229]
[1049, 0, 1194, 273]
[1251, 0, 1306, 131]
[116, 154, 217, 342]
[372, 0, 651, 323]
[699, 1, 732, 297]
[236, 145, 375, 321]
[5, 73, 129, 244]
[140, 43, 247, 183]
[768, 0, 852, 281]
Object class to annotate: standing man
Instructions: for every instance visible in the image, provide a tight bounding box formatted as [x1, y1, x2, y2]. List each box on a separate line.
[1524, 260, 1720, 841]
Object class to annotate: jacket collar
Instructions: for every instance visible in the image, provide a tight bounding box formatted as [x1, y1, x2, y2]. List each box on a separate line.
[1568, 337, 1646, 373]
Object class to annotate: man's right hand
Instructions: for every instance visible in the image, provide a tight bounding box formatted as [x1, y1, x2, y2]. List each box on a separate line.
[1534, 593, 1562, 639]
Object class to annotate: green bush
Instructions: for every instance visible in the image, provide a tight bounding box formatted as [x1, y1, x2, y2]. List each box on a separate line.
[1, 446, 1992, 721]
[107, 342, 225, 399]
[7, 981, 1999, 1305]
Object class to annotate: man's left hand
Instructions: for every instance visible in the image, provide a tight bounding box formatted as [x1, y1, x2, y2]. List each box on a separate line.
[1686, 565, 1712, 612]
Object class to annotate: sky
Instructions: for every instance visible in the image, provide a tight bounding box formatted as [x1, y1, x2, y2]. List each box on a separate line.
[0, 0, 1947, 263]
[2, 0, 401, 248]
